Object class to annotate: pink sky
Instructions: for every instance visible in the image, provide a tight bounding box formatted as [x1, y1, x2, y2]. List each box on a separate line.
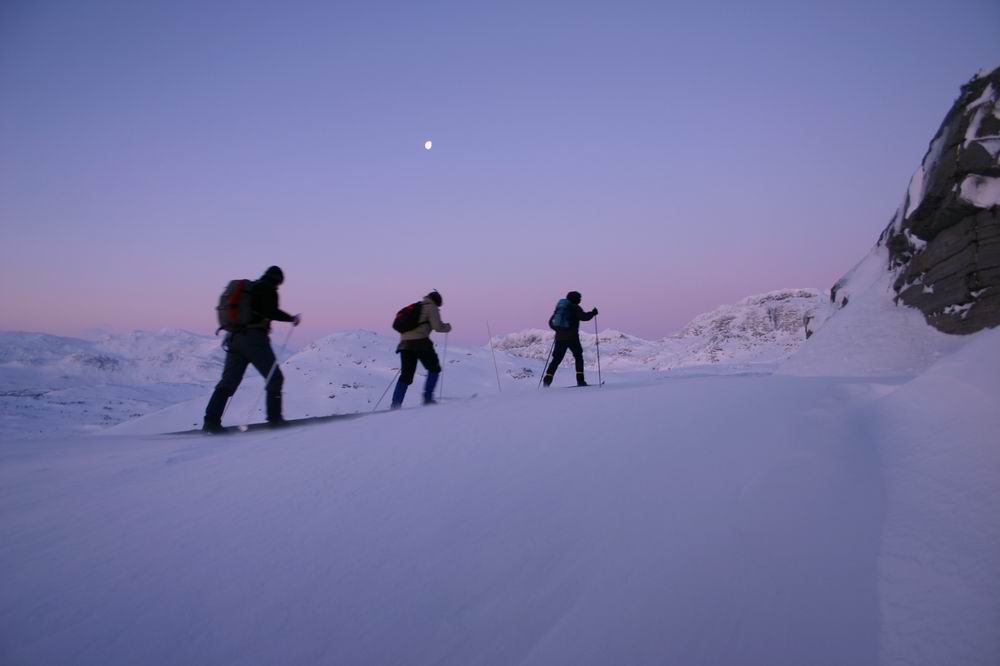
[2, 2, 998, 344]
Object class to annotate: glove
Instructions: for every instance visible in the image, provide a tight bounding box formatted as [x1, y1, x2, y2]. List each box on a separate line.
[591, 308, 599, 316]
[292, 314, 302, 327]
[442, 323, 453, 333]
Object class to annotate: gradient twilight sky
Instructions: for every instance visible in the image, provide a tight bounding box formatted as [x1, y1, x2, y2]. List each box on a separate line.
[2, 1, 999, 344]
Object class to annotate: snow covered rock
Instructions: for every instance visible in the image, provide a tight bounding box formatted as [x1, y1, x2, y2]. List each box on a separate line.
[881, 65, 1000, 334]
[668, 289, 832, 365]
[494, 289, 829, 371]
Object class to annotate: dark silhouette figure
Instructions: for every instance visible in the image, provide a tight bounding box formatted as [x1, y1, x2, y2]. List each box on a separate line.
[544, 291, 597, 387]
[203, 266, 300, 432]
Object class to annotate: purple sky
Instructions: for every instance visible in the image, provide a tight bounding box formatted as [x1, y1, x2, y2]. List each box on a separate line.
[2, 1, 999, 344]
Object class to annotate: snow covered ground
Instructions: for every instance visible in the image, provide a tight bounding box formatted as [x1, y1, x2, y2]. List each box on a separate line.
[2, 267, 998, 664]
[2, 325, 997, 665]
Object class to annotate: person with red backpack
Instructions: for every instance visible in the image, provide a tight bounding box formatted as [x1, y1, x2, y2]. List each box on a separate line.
[543, 291, 598, 387]
[390, 290, 452, 409]
[203, 266, 301, 433]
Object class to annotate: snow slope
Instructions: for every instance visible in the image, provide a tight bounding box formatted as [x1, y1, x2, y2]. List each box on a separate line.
[874, 327, 1000, 664]
[779, 247, 967, 377]
[2, 328, 997, 665]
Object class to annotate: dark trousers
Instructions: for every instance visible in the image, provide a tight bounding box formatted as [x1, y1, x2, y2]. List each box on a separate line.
[399, 347, 442, 385]
[393, 343, 442, 405]
[546, 338, 584, 377]
[204, 329, 284, 425]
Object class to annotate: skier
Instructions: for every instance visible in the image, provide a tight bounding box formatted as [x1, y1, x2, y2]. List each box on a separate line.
[203, 266, 301, 432]
[391, 290, 452, 409]
[543, 291, 598, 387]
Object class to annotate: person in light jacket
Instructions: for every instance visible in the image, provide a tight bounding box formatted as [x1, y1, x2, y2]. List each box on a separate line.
[391, 290, 452, 408]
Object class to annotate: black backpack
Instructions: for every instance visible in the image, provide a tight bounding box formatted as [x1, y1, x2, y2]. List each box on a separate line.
[392, 301, 424, 333]
[216, 279, 255, 333]
[548, 298, 572, 331]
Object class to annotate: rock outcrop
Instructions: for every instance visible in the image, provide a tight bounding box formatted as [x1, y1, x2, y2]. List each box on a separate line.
[874, 66, 1000, 334]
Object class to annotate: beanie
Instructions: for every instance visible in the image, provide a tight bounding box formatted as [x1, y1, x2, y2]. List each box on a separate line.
[263, 265, 285, 285]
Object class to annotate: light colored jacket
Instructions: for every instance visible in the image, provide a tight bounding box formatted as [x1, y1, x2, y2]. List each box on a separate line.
[399, 297, 452, 342]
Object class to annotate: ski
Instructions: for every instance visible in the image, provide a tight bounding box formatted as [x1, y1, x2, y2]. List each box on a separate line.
[168, 412, 363, 436]
[378, 393, 479, 413]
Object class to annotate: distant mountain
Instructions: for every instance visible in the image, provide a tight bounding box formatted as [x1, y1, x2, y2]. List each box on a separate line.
[0, 329, 223, 384]
[0, 329, 225, 436]
[494, 289, 830, 371]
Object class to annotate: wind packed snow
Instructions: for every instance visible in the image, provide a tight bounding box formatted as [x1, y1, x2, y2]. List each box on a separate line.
[958, 174, 1000, 208]
[2, 277, 998, 665]
[903, 132, 947, 220]
[964, 83, 996, 146]
[779, 247, 967, 377]
[876, 328, 1000, 665]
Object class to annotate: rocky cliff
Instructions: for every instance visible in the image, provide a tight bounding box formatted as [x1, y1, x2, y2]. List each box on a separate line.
[870, 66, 1000, 334]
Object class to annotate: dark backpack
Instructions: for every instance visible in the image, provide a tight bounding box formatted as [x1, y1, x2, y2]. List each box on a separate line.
[549, 298, 572, 331]
[216, 279, 255, 333]
[392, 301, 424, 333]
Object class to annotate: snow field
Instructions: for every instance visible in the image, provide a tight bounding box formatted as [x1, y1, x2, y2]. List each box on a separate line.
[2, 252, 998, 664]
[2, 363, 974, 666]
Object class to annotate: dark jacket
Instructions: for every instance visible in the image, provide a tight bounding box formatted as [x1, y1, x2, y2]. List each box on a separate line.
[555, 304, 596, 341]
[247, 276, 294, 331]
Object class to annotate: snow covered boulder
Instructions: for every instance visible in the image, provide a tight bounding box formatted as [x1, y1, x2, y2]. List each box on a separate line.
[880, 65, 1000, 334]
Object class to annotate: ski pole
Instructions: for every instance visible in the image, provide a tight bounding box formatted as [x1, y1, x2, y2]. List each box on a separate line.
[486, 321, 502, 392]
[373, 369, 401, 413]
[239, 324, 295, 431]
[594, 316, 603, 387]
[439, 332, 449, 400]
[538, 339, 554, 389]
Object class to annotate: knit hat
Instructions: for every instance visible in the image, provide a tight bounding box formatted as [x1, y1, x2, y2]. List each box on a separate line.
[263, 265, 285, 285]
[567, 291, 582, 304]
[426, 290, 443, 306]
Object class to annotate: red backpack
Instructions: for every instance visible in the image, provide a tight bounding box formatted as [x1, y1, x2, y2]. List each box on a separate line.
[216, 279, 255, 333]
[392, 302, 424, 333]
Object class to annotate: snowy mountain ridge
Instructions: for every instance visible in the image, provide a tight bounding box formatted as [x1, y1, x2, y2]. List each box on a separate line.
[0, 329, 224, 384]
[0, 329, 226, 435]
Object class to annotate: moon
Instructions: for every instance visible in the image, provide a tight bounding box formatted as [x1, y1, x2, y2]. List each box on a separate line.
[424, 140, 433, 150]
